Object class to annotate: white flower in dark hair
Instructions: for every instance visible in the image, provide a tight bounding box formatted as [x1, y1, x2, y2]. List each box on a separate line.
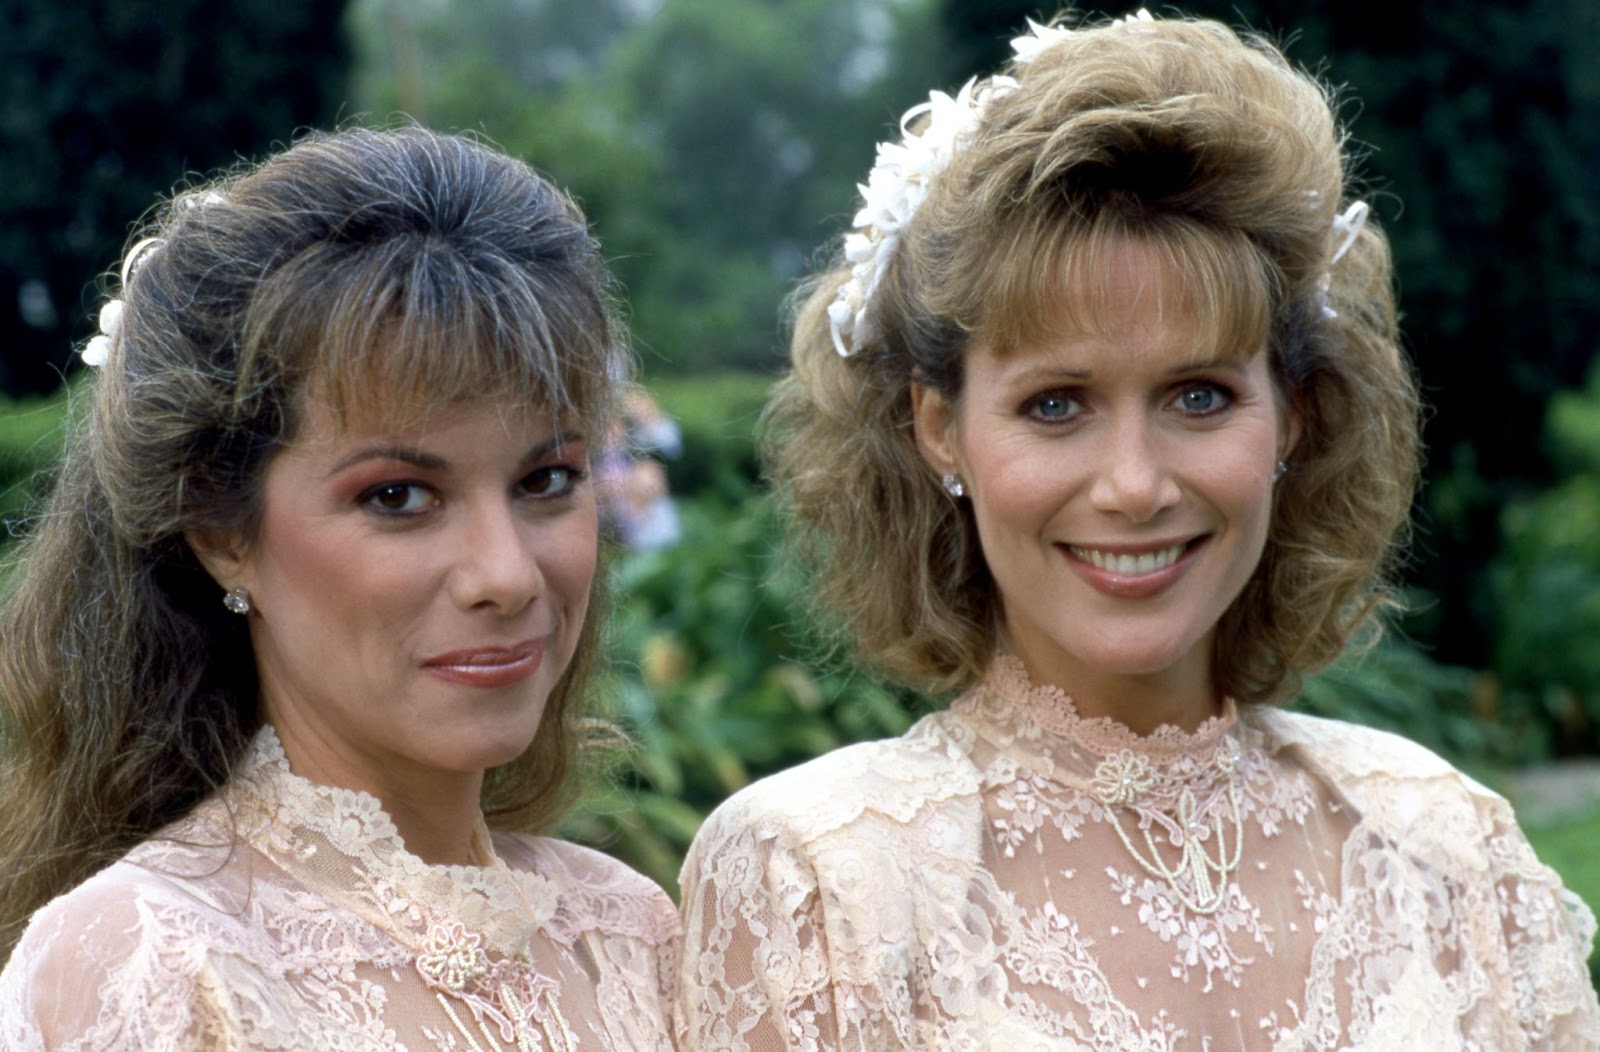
[81, 299, 124, 368]
[78, 198, 221, 368]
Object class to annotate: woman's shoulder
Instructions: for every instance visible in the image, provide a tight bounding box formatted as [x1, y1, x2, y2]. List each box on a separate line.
[1258, 706, 1490, 802]
[15, 828, 244, 948]
[494, 833, 679, 946]
[0, 843, 247, 1048]
[686, 713, 982, 865]
[1257, 707, 1534, 870]
[496, 832, 671, 900]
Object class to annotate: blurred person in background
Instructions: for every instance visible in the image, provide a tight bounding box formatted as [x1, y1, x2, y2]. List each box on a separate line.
[676, 11, 1600, 1049]
[598, 388, 683, 552]
[0, 127, 677, 1050]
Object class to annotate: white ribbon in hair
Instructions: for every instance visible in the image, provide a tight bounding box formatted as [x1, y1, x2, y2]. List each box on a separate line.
[1330, 201, 1369, 264]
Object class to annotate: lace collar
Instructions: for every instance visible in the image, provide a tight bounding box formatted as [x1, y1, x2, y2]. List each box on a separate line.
[219, 725, 559, 961]
[952, 654, 1244, 806]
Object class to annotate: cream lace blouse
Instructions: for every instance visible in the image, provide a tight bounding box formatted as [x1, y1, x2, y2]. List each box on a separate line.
[0, 727, 678, 1051]
[676, 657, 1600, 1050]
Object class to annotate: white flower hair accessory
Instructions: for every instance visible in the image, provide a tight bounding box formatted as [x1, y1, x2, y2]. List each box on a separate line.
[81, 236, 161, 368]
[1318, 200, 1370, 319]
[80, 192, 228, 368]
[828, 11, 1157, 357]
[827, 76, 1016, 356]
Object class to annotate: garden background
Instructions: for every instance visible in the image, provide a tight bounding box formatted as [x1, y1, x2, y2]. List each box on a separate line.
[3, 0, 1599, 976]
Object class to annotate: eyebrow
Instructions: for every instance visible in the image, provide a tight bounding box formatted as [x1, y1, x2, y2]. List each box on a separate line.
[326, 433, 584, 477]
[1005, 353, 1246, 385]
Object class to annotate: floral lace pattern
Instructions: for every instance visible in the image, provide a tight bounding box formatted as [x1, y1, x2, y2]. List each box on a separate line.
[0, 726, 678, 1051]
[676, 656, 1600, 1050]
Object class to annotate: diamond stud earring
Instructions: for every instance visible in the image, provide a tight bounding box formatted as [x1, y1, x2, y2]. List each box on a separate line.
[941, 473, 966, 498]
[222, 587, 251, 616]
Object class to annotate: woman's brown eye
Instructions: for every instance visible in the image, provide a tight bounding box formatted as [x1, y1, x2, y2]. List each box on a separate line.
[364, 483, 429, 514]
[376, 485, 409, 509]
[525, 466, 581, 497]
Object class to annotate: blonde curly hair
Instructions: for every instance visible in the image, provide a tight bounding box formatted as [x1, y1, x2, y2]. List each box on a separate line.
[766, 13, 1420, 704]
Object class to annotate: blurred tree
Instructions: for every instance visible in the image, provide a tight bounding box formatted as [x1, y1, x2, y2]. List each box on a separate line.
[348, 0, 947, 373]
[608, 0, 946, 371]
[0, 0, 350, 395]
[1491, 360, 1600, 754]
[936, 0, 1600, 665]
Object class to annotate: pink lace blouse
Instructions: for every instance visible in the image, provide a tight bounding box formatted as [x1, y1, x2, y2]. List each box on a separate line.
[676, 656, 1600, 1049]
[0, 726, 679, 1050]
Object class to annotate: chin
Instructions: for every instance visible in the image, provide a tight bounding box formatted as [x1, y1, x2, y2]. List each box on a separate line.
[429, 717, 546, 774]
[1081, 642, 1202, 680]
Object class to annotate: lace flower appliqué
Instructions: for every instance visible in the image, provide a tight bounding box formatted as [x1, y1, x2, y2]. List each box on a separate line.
[1091, 750, 1155, 807]
[415, 919, 491, 994]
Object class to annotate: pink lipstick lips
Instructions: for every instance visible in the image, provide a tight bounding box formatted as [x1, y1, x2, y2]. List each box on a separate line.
[421, 639, 545, 688]
[1060, 537, 1205, 598]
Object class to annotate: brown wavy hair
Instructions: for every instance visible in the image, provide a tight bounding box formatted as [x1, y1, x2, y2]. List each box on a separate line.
[0, 126, 630, 959]
[766, 14, 1420, 702]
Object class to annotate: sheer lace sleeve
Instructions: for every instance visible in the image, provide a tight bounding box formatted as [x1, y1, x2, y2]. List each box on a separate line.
[677, 727, 998, 1052]
[1482, 800, 1599, 1048]
[0, 865, 226, 1050]
[676, 782, 847, 1052]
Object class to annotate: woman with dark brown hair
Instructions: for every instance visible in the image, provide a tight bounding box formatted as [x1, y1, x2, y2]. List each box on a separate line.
[676, 12, 1599, 1049]
[0, 127, 676, 1050]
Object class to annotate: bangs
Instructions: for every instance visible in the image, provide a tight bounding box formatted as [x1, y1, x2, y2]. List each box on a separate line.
[965, 213, 1276, 364]
[244, 232, 622, 435]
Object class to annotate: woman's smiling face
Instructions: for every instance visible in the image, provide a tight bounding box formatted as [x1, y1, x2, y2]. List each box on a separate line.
[914, 238, 1297, 721]
[203, 394, 598, 797]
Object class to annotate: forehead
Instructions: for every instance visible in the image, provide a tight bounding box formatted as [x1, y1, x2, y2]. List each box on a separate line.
[976, 227, 1272, 370]
[284, 388, 572, 460]
[982, 238, 1263, 373]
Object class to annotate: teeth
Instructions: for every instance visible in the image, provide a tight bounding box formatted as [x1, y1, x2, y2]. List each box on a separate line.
[1069, 543, 1187, 575]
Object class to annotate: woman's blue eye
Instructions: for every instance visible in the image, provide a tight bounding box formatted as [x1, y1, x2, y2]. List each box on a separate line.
[363, 483, 433, 514]
[1029, 393, 1080, 421]
[1176, 385, 1230, 415]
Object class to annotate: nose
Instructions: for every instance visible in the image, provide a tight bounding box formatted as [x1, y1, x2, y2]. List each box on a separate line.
[449, 501, 543, 615]
[1088, 421, 1181, 523]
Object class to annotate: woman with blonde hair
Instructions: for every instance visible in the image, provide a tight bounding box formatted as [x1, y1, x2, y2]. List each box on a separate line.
[676, 12, 1599, 1048]
[0, 127, 677, 1049]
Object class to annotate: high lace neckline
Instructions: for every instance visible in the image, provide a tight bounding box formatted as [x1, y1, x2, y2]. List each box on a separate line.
[219, 725, 559, 960]
[954, 654, 1243, 804]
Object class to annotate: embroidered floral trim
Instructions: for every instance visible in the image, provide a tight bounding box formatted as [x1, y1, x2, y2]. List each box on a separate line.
[1090, 750, 1155, 807]
[974, 652, 1238, 763]
[416, 919, 491, 993]
[228, 726, 560, 960]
